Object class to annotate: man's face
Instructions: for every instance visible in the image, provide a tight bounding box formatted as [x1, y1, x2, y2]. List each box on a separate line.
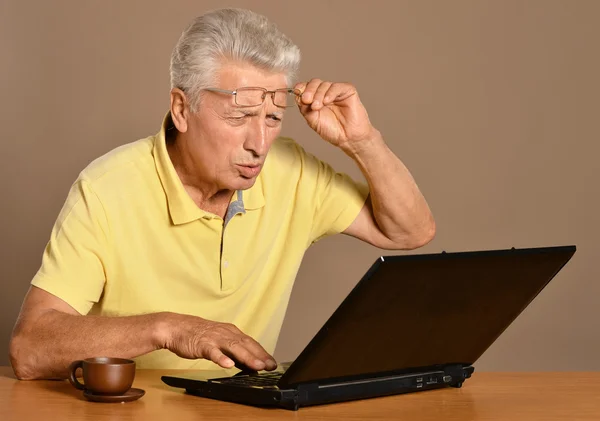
[185, 62, 289, 191]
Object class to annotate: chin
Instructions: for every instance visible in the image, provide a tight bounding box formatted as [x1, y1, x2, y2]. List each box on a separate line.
[232, 176, 257, 190]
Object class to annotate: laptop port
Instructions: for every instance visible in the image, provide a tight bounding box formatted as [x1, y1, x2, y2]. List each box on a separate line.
[416, 377, 423, 383]
[426, 376, 438, 385]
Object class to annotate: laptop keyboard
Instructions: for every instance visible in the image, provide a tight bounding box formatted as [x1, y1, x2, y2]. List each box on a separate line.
[210, 372, 282, 388]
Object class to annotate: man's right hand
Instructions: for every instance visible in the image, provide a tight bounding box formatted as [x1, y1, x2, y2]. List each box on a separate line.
[160, 313, 278, 371]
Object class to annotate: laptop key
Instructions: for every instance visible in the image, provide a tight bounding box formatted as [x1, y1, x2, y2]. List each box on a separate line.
[211, 373, 283, 388]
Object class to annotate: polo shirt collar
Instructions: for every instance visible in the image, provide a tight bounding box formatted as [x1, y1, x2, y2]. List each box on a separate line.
[153, 112, 265, 225]
[241, 173, 265, 211]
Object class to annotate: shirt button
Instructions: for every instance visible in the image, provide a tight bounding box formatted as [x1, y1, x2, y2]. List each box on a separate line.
[223, 260, 229, 268]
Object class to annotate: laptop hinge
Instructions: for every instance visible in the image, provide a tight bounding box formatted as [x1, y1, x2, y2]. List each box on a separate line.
[444, 364, 473, 376]
[443, 364, 475, 388]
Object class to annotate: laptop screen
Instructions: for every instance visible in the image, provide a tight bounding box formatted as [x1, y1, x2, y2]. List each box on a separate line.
[280, 245, 576, 386]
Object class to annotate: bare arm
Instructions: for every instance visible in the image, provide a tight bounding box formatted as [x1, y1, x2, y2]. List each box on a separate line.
[9, 286, 277, 380]
[295, 79, 436, 250]
[342, 133, 436, 250]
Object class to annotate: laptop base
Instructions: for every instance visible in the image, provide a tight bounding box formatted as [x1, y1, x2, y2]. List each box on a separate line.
[162, 365, 474, 410]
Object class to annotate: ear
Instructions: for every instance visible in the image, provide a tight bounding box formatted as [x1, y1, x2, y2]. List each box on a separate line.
[170, 88, 189, 133]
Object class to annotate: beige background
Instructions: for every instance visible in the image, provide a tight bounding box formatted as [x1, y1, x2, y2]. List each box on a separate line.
[1, 0, 598, 370]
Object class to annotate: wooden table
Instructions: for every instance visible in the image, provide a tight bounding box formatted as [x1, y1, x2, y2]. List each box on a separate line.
[1, 366, 599, 420]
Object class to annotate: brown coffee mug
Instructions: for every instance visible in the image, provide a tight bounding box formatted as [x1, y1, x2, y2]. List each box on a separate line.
[68, 357, 135, 395]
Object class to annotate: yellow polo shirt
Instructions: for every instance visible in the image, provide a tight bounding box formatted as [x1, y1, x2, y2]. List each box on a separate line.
[31, 114, 369, 369]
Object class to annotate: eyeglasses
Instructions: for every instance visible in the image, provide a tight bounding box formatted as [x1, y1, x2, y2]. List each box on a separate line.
[204, 87, 300, 108]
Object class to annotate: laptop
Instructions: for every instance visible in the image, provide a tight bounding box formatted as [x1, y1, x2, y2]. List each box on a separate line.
[162, 245, 576, 410]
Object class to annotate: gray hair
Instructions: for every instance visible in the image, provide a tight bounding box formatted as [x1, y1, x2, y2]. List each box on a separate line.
[170, 8, 301, 112]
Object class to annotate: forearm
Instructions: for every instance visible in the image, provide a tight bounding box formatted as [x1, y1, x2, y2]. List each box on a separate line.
[9, 310, 169, 380]
[343, 130, 435, 246]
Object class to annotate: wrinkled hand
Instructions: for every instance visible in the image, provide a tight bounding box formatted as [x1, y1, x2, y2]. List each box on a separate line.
[163, 313, 277, 371]
[294, 79, 378, 151]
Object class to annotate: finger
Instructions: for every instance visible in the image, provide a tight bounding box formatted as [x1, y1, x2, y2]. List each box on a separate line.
[293, 85, 305, 108]
[297, 99, 314, 117]
[239, 336, 278, 370]
[311, 81, 333, 110]
[234, 361, 258, 374]
[295, 91, 318, 118]
[324, 82, 356, 104]
[222, 339, 267, 371]
[293, 82, 307, 95]
[205, 346, 236, 369]
[223, 324, 277, 370]
[300, 78, 323, 105]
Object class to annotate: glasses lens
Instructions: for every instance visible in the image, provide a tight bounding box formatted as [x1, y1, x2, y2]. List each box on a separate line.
[273, 89, 299, 107]
[235, 88, 265, 106]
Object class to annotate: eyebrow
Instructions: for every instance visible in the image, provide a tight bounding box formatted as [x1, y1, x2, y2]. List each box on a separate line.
[227, 108, 284, 118]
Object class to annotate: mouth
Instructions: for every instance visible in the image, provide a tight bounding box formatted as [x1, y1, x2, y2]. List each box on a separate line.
[236, 163, 262, 179]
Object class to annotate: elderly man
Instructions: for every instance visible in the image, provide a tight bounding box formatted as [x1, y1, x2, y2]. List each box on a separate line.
[9, 8, 435, 379]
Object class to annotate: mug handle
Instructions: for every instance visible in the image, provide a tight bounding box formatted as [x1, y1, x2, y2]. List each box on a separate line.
[68, 360, 85, 390]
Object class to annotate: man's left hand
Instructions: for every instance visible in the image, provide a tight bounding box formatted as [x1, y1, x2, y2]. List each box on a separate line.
[294, 79, 379, 152]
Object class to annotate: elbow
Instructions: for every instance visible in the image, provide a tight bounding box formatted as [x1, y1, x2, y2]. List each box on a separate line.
[9, 333, 39, 380]
[401, 217, 436, 250]
[379, 224, 435, 251]
[418, 218, 437, 247]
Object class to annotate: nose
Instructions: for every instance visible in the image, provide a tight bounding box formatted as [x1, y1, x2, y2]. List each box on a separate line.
[244, 116, 269, 157]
